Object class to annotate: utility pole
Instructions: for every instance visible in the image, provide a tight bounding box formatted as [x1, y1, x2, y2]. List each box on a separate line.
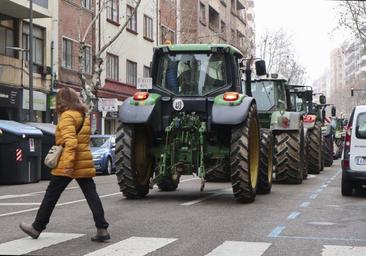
[29, 0, 34, 122]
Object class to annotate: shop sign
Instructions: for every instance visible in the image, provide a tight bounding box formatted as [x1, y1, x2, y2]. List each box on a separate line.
[0, 86, 19, 108]
[48, 94, 56, 110]
[22, 89, 47, 111]
[137, 77, 152, 90]
[98, 98, 118, 112]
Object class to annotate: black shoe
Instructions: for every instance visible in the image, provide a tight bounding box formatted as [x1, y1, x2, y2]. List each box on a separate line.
[19, 223, 40, 239]
[91, 228, 110, 242]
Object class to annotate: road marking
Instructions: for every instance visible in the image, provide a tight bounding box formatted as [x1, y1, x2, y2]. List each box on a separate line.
[0, 203, 41, 206]
[180, 177, 200, 183]
[0, 192, 121, 218]
[205, 241, 271, 256]
[0, 186, 79, 200]
[307, 174, 316, 179]
[0, 232, 84, 255]
[268, 226, 285, 238]
[307, 222, 337, 226]
[180, 192, 223, 206]
[322, 245, 366, 256]
[310, 194, 318, 199]
[276, 235, 366, 242]
[287, 211, 300, 220]
[300, 202, 310, 208]
[321, 184, 328, 188]
[84, 237, 177, 256]
[316, 188, 323, 193]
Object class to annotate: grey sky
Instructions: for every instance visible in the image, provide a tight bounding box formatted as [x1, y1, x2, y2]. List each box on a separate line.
[254, 0, 350, 83]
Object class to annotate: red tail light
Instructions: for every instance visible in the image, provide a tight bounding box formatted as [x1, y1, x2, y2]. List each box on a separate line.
[345, 125, 352, 149]
[223, 92, 239, 101]
[133, 92, 149, 101]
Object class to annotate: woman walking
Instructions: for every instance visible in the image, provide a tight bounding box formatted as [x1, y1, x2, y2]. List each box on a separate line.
[19, 88, 110, 242]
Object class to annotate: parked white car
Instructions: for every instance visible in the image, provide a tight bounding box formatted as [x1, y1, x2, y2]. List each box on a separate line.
[341, 105, 366, 196]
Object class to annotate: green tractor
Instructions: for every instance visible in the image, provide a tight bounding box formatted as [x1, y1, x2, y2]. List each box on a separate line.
[333, 117, 347, 159]
[115, 44, 269, 203]
[245, 74, 305, 184]
[287, 86, 335, 173]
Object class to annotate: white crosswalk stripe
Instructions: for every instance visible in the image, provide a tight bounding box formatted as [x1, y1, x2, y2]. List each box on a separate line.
[205, 241, 271, 256]
[321, 245, 366, 256]
[84, 236, 177, 256]
[0, 232, 84, 255]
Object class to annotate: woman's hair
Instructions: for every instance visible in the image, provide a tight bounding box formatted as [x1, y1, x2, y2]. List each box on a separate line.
[56, 87, 88, 114]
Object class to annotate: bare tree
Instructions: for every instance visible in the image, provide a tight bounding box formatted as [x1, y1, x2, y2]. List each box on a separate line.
[336, 0, 366, 48]
[257, 28, 307, 84]
[77, 0, 143, 113]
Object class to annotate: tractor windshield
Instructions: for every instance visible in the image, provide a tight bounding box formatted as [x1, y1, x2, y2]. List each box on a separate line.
[251, 80, 287, 111]
[155, 52, 227, 95]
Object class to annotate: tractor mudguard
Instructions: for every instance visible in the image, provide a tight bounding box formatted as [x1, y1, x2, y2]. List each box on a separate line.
[212, 95, 255, 125]
[270, 111, 302, 131]
[118, 94, 161, 124]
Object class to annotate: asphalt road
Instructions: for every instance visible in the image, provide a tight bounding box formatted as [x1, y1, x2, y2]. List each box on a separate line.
[0, 160, 365, 256]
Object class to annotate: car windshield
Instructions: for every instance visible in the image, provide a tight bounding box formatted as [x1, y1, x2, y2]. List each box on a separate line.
[90, 137, 110, 148]
[251, 80, 287, 111]
[156, 52, 227, 96]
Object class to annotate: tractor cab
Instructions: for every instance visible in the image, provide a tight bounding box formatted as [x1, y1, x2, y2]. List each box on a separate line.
[248, 74, 288, 128]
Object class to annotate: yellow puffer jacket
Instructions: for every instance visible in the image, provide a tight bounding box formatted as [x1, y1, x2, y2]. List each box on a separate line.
[51, 110, 96, 178]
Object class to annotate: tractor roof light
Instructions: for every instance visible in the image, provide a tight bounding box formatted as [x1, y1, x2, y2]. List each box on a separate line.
[223, 92, 239, 101]
[133, 92, 149, 101]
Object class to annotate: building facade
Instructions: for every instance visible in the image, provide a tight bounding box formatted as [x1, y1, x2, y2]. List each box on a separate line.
[0, 0, 56, 123]
[96, 0, 157, 134]
[177, 0, 253, 55]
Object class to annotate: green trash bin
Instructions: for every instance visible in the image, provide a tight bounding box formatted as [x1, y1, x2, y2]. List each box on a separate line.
[26, 122, 56, 180]
[0, 120, 43, 184]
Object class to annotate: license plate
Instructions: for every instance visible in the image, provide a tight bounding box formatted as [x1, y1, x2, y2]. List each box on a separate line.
[355, 157, 366, 165]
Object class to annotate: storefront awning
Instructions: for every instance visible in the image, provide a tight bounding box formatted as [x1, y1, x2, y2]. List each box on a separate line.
[0, 0, 50, 19]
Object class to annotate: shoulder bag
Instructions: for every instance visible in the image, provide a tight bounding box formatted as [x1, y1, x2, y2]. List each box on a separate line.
[44, 115, 85, 169]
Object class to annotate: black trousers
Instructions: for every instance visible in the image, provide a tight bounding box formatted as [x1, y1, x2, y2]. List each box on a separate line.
[32, 175, 109, 232]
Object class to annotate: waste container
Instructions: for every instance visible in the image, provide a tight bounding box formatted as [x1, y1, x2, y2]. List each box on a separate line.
[0, 120, 43, 184]
[26, 122, 56, 180]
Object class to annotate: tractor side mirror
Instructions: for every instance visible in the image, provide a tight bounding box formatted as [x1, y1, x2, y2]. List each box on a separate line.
[319, 95, 326, 104]
[331, 106, 336, 117]
[255, 60, 266, 76]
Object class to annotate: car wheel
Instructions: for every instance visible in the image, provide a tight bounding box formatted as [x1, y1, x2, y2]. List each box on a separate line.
[106, 158, 112, 175]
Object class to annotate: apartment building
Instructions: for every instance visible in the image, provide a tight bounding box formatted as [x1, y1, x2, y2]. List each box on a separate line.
[0, 0, 56, 123]
[96, 0, 157, 134]
[177, 0, 253, 55]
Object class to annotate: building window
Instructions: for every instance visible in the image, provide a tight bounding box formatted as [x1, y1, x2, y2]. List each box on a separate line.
[23, 23, 45, 65]
[237, 30, 245, 48]
[208, 6, 219, 32]
[143, 65, 150, 77]
[62, 38, 73, 68]
[220, 20, 226, 40]
[82, 0, 92, 10]
[200, 2, 206, 25]
[161, 25, 175, 44]
[0, 15, 16, 57]
[231, 28, 236, 44]
[82, 46, 91, 74]
[106, 53, 119, 81]
[126, 60, 137, 86]
[143, 15, 153, 41]
[127, 5, 137, 32]
[107, 0, 119, 23]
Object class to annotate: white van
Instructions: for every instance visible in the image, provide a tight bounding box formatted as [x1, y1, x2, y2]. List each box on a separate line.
[341, 105, 366, 196]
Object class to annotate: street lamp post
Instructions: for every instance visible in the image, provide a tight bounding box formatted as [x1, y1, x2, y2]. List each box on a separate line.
[29, 0, 34, 122]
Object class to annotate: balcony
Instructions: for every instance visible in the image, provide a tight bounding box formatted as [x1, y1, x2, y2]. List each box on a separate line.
[0, 0, 50, 19]
[0, 54, 51, 92]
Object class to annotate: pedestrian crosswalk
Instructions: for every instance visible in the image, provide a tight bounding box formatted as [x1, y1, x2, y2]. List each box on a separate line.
[0, 233, 366, 256]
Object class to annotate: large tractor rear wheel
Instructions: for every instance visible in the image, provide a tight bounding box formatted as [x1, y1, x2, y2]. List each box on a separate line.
[230, 103, 260, 203]
[115, 124, 154, 199]
[306, 123, 322, 174]
[274, 131, 303, 184]
[157, 177, 178, 191]
[323, 133, 334, 167]
[257, 128, 273, 194]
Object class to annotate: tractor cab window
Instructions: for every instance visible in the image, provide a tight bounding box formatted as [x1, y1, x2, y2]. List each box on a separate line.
[251, 80, 287, 111]
[156, 52, 227, 95]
